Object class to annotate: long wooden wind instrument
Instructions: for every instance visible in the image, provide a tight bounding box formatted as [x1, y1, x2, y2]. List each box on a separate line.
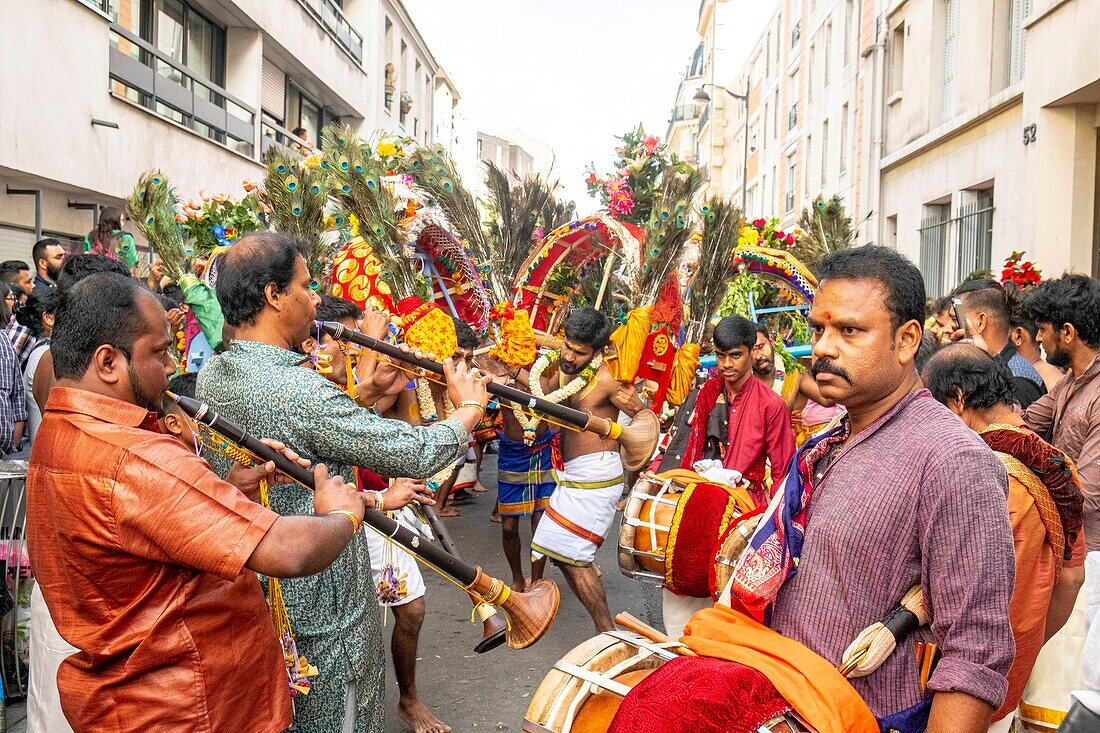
[170, 393, 559, 651]
[318, 321, 660, 471]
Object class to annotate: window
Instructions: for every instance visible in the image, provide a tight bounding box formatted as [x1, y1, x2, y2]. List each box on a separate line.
[1006, 0, 1032, 85]
[919, 202, 952, 297]
[956, 187, 994, 284]
[477, 137, 483, 158]
[804, 135, 812, 195]
[384, 17, 394, 110]
[400, 40, 408, 125]
[785, 155, 796, 212]
[773, 89, 779, 140]
[820, 120, 829, 187]
[839, 103, 849, 174]
[823, 21, 832, 87]
[941, 0, 960, 123]
[886, 215, 898, 247]
[844, 0, 855, 67]
[808, 43, 815, 103]
[287, 86, 322, 147]
[762, 104, 768, 151]
[788, 102, 798, 131]
[791, 20, 801, 48]
[766, 31, 772, 76]
[889, 23, 905, 96]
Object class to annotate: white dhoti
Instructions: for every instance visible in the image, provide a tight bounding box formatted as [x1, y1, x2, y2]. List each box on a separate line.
[28, 583, 76, 733]
[364, 507, 428, 607]
[531, 451, 624, 567]
[1019, 554, 1095, 731]
[661, 588, 712, 640]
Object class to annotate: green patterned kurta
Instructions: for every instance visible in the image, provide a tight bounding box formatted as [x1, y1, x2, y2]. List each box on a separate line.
[196, 340, 466, 733]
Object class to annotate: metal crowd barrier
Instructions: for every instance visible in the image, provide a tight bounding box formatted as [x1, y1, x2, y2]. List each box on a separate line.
[0, 462, 30, 701]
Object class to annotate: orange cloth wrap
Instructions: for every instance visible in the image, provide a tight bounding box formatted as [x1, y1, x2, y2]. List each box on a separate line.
[398, 297, 457, 362]
[682, 604, 878, 733]
[667, 342, 701, 406]
[490, 303, 537, 368]
[608, 306, 652, 382]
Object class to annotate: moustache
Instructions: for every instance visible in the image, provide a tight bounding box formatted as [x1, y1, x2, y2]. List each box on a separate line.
[811, 358, 852, 383]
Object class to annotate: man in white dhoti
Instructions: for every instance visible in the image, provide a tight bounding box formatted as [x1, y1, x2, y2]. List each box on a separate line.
[528, 308, 646, 632]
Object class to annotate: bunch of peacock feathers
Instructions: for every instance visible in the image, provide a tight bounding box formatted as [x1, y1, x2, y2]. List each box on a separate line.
[400, 145, 504, 298]
[125, 170, 192, 282]
[482, 161, 560, 293]
[321, 125, 428, 301]
[793, 194, 854, 267]
[259, 148, 333, 286]
[684, 198, 742, 345]
[540, 191, 576, 232]
[637, 165, 702, 305]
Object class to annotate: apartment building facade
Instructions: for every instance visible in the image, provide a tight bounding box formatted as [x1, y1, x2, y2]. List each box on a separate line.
[880, 0, 1100, 294]
[665, 43, 706, 166]
[691, 0, 875, 239]
[0, 0, 458, 263]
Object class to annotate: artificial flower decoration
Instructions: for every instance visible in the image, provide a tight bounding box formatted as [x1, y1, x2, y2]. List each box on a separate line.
[1000, 251, 1042, 289]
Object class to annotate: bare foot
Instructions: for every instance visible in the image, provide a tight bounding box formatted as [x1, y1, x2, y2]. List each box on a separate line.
[472, 481, 488, 493]
[398, 696, 451, 733]
[436, 506, 461, 518]
[489, 512, 501, 524]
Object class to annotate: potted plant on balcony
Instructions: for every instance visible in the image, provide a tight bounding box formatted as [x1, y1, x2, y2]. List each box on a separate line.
[400, 91, 413, 116]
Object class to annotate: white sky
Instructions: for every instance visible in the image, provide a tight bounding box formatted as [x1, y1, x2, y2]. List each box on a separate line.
[403, 1, 775, 213]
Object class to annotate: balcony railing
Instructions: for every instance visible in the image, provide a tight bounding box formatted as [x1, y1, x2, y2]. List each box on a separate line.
[698, 105, 710, 133]
[108, 24, 256, 155]
[261, 114, 307, 157]
[296, 0, 364, 63]
[670, 104, 701, 123]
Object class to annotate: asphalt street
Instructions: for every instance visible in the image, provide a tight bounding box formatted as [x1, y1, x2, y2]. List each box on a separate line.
[381, 450, 663, 732]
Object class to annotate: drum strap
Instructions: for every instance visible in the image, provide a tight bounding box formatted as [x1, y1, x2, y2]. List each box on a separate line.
[604, 630, 683, 659]
[552, 661, 633, 697]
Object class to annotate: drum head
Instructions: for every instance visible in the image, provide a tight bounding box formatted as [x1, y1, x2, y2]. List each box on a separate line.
[523, 631, 677, 733]
[617, 475, 681, 580]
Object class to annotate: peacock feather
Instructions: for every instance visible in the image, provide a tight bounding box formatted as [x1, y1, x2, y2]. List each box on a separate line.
[400, 146, 504, 300]
[685, 198, 742, 344]
[125, 170, 192, 282]
[637, 164, 702, 305]
[792, 194, 854, 267]
[260, 148, 333, 286]
[322, 124, 427, 300]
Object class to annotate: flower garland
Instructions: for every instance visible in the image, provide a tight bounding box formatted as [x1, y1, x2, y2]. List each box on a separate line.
[514, 351, 603, 442]
[415, 379, 459, 489]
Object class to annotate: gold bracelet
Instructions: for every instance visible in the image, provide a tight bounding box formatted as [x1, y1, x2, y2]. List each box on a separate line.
[458, 400, 486, 413]
[327, 510, 361, 533]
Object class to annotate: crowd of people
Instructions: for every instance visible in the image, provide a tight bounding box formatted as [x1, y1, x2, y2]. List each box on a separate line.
[4, 229, 1099, 733]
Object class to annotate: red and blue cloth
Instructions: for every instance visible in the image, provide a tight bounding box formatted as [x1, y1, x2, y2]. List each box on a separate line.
[728, 414, 850, 622]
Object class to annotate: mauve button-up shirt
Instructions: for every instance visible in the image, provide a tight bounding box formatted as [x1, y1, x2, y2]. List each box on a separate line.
[1024, 353, 1100, 551]
[26, 388, 290, 733]
[769, 389, 1015, 717]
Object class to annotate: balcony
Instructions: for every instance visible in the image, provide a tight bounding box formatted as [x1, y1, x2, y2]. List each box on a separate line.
[108, 24, 256, 156]
[670, 104, 701, 123]
[697, 105, 710, 133]
[296, 0, 364, 64]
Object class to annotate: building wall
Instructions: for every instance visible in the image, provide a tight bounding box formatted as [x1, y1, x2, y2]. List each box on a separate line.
[0, 0, 457, 266]
[879, 0, 1100, 280]
[694, 0, 868, 230]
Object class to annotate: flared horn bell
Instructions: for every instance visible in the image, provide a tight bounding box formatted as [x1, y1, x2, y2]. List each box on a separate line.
[617, 409, 661, 472]
[473, 603, 508, 654]
[466, 568, 560, 649]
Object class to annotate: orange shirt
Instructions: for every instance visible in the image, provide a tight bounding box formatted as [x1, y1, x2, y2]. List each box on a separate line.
[997, 473, 1085, 720]
[26, 388, 290, 733]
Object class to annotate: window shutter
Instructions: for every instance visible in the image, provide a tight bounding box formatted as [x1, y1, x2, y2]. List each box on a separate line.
[941, 0, 959, 123]
[261, 58, 286, 121]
